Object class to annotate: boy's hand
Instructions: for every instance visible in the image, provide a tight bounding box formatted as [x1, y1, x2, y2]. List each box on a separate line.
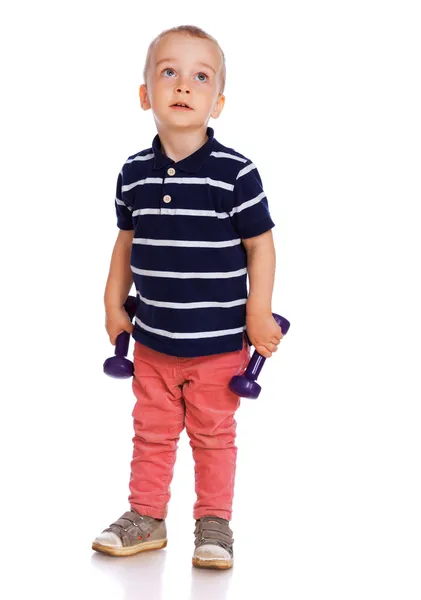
[246, 314, 283, 358]
[105, 306, 135, 346]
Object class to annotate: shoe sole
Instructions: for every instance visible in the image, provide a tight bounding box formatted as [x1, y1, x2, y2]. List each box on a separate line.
[192, 557, 233, 570]
[92, 538, 167, 557]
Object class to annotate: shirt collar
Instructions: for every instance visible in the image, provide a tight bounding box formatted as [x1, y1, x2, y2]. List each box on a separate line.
[151, 127, 215, 173]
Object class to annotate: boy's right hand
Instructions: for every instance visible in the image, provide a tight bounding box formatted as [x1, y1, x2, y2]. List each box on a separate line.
[105, 306, 135, 346]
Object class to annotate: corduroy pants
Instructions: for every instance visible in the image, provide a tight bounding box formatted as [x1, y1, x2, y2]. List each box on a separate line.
[128, 335, 250, 521]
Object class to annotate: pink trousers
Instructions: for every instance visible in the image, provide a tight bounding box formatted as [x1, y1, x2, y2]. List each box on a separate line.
[128, 335, 250, 521]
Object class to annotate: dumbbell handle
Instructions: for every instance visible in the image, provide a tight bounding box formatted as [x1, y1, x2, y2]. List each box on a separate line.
[244, 314, 290, 381]
[115, 296, 137, 357]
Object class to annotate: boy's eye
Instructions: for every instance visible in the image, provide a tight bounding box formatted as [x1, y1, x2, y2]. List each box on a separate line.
[195, 72, 208, 82]
[163, 68, 176, 77]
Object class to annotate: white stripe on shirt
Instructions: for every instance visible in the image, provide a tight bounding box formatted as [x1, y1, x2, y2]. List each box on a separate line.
[131, 266, 247, 279]
[122, 176, 233, 192]
[116, 197, 133, 211]
[136, 291, 247, 309]
[210, 151, 247, 163]
[133, 237, 241, 248]
[237, 163, 257, 179]
[230, 192, 266, 215]
[125, 153, 154, 164]
[132, 208, 231, 219]
[135, 317, 246, 339]
[163, 177, 234, 191]
[122, 178, 164, 192]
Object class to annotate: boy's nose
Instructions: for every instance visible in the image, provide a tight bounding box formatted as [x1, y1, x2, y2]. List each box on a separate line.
[175, 83, 191, 93]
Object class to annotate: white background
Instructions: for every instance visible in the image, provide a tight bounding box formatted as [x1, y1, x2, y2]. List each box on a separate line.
[1, 1, 420, 599]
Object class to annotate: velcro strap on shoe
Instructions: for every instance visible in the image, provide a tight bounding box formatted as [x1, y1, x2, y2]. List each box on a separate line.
[103, 511, 147, 546]
[194, 517, 234, 556]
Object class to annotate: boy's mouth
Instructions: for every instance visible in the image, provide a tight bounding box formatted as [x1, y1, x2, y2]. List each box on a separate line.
[170, 102, 193, 110]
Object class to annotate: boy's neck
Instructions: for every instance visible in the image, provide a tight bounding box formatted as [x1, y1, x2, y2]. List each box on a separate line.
[156, 125, 209, 164]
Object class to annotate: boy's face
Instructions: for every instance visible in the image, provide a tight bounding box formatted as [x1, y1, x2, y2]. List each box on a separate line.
[139, 33, 225, 130]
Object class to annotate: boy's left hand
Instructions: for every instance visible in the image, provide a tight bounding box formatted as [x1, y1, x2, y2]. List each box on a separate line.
[246, 314, 284, 358]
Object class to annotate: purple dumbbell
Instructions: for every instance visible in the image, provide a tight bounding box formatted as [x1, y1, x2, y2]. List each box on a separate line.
[229, 313, 290, 399]
[103, 296, 137, 378]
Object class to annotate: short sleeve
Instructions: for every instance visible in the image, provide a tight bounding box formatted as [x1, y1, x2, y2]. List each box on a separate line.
[230, 162, 275, 239]
[115, 168, 134, 230]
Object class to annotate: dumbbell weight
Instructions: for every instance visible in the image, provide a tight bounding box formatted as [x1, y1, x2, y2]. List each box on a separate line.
[228, 314, 290, 399]
[103, 295, 137, 378]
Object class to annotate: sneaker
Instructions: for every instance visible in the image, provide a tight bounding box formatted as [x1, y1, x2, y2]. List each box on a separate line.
[192, 516, 234, 569]
[92, 509, 167, 557]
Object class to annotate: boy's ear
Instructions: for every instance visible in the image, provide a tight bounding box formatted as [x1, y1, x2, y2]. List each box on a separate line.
[139, 84, 151, 111]
[211, 94, 225, 119]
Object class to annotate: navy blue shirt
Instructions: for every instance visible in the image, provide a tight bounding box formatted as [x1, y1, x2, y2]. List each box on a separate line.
[115, 126, 275, 357]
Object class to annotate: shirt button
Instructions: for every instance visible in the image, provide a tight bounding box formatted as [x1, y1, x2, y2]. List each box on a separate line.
[167, 167, 176, 176]
[163, 195, 172, 203]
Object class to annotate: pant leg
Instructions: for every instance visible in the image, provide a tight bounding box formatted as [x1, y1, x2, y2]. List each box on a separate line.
[182, 335, 250, 521]
[129, 341, 185, 519]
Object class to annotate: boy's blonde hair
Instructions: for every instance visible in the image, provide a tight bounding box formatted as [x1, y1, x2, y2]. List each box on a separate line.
[143, 25, 226, 94]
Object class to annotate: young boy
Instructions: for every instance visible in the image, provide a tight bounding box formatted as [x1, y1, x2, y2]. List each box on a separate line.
[92, 25, 283, 570]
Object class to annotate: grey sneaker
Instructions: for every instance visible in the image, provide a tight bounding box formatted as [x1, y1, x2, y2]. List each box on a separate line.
[92, 509, 167, 557]
[192, 516, 234, 569]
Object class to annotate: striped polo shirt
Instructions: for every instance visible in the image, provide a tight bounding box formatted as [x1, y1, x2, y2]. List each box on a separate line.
[115, 126, 275, 357]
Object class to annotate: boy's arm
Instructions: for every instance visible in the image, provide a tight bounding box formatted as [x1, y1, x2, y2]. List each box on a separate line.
[104, 229, 134, 311]
[230, 159, 282, 356]
[243, 230, 275, 317]
[243, 230, 283, 358]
